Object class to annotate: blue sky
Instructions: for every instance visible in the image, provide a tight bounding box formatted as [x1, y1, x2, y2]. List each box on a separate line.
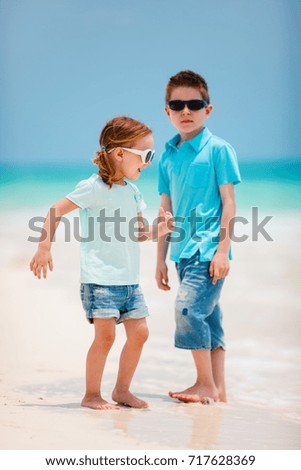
[0, 0, 300, 164]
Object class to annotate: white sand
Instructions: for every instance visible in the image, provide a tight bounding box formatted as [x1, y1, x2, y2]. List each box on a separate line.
[0, 210, 301, 450]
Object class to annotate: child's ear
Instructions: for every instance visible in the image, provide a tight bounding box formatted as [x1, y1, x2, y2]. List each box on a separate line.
[164, 106, 171, 119]
[205, 104, 213, 118]
[114, 147, 124, 161]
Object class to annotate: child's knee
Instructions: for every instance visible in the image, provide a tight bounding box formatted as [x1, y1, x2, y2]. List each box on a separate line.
[140, 324, 149, 344]
[96, 331, 116, 349]
[129, 323, 149, 345]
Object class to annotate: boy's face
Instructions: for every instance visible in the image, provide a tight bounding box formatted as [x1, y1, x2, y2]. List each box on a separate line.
[165, 86, 213, 138]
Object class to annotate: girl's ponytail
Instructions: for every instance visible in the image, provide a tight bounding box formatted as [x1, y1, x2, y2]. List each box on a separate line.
[93, 147, 118, 188]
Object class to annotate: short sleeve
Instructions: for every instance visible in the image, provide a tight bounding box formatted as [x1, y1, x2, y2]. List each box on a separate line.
[66, 179, 95, 209]
[158, 157, 170, 195]
[213, 144, 241, 186]
[129, 184, 147, 213]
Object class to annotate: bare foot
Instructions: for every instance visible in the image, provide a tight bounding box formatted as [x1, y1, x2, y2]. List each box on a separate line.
[169, 383, 219, 404]
[81, 394, 119, 410]
[218, 390, 227, 403]
[112, 389, 148, 409]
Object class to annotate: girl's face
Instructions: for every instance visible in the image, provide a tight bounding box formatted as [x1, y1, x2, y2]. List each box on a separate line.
[115, 133, 154, 182]
[165, 86, 213, 140]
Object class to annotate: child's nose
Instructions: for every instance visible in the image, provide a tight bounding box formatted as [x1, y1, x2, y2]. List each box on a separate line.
[182, 105, 191, 113]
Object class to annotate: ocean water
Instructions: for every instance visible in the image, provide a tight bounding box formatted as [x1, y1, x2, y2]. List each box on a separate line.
[1, 159, 300, 215]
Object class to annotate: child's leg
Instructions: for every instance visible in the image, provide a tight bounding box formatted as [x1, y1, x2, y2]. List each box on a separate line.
[112, 318, 149, 408]
[81, 318, 118, 410]
[207, 303, 227, 402]
[169, 350, 219, 403]
[211, 347, 226, 402]
[169, 254, 224, 403]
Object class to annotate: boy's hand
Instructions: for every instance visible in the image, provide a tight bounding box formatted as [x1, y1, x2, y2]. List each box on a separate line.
[209, 252, 230, 285]
[30, 247, 53, 279]
[155, 260, 170, 291]
[157, 207, 174, 237]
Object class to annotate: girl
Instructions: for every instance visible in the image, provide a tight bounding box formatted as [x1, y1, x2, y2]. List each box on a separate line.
[30, 116, 173, 410]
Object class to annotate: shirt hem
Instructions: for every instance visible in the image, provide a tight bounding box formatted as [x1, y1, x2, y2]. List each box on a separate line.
[80, 279, 140, 286]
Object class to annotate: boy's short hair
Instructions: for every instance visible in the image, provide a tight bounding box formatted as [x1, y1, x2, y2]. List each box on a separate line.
[165, 70, 210, 104]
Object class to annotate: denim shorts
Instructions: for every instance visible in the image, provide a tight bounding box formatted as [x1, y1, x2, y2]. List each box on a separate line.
[80, 283, 149, 324]
[175, 251, 225, 351]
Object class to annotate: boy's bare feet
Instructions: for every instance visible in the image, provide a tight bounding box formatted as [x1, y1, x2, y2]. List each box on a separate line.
[217, 389, 227, 403]
[112, 389, 148, 408]
[169, 383, 219, 404]
[81, 394, 119, 410]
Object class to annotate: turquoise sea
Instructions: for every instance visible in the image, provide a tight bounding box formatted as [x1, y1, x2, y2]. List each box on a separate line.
[1, 159, 300, 215]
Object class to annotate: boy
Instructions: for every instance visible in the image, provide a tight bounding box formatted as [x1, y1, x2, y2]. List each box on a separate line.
[156, 70, 241, 403]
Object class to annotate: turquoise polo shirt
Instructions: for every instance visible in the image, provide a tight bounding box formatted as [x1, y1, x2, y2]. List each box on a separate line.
[158, 127, 241, 262]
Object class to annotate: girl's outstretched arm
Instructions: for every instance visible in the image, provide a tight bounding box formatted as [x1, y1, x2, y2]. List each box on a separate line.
[29, 198, 79, 279]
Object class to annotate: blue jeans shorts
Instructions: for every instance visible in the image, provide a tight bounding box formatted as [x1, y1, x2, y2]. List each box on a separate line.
[175, 251, 225, 351]
[80, 284, 149, 324]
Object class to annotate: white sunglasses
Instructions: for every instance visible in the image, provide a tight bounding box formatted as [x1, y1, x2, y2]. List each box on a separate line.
[108, 147, 155, 164]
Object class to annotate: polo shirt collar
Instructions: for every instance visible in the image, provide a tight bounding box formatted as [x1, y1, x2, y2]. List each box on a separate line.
[166, 127, 212, 153]
[166, 134, 181, 150]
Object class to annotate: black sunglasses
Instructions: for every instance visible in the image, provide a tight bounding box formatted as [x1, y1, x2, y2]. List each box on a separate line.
[168, 99, 208, 111]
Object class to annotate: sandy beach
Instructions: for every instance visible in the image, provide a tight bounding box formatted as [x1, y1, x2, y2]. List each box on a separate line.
[1, 209, 301, 450]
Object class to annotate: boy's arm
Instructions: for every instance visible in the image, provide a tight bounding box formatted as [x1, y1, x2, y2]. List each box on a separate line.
[29, 198, 79, 279]
[155, 194, 172, 291]
[209, 183, 236, 285]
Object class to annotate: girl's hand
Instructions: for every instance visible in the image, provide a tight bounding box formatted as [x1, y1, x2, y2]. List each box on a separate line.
[30, 247, 53, 279]
[157, 207, 174, 237]
[155, 260, 170, 291]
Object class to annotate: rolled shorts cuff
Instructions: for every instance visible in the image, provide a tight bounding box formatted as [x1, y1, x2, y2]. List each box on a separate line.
[175, 341, 226, 351]
[116, 308, 149, 324]
[87, 308, 149, 324]
[175, 343, 210, 350]
[211, 341, 226, 352]
[86, 308, 117, 323]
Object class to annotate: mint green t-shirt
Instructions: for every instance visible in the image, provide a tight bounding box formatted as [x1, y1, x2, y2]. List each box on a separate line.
[66, 174, 146, 285]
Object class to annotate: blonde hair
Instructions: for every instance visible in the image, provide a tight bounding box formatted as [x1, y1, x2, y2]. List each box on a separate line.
[93, 116, 152, 188]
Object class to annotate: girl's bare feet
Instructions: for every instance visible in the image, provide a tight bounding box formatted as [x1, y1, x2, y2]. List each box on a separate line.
[112, 389, 148, 408]
[169, 383, 219, 404]
[81, 394, 119, 410]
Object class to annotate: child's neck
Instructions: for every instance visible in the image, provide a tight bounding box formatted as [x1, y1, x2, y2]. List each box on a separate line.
[114, 169, 127, 186]
[114, 178, 127, 186]
[177, 126, 204, 147]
